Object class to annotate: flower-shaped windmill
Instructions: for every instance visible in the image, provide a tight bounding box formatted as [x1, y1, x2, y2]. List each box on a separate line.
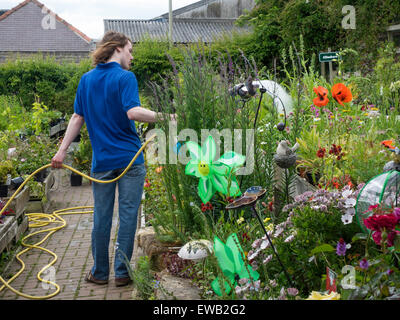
[212, 233, 259, 296]
[185, 135, 245, 204]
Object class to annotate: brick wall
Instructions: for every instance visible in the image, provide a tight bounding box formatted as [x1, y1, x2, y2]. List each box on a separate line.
[0, 51, 91, 64]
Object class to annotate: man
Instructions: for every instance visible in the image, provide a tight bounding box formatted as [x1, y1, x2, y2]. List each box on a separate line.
[52, 31, 175, 287]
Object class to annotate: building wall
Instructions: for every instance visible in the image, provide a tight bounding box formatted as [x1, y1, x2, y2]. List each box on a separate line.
[0, 1, 91, 52]
[0, 51, 91, 64]
[175, 0, 255, 19]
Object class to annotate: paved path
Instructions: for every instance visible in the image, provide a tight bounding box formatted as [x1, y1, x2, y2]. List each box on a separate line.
[0, 169, 134, 300]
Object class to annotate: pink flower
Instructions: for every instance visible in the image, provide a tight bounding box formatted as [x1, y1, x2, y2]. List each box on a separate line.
[287, 288, 299, 296]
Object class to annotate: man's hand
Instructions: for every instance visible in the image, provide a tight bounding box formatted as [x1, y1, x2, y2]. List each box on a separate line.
[51, 149, 67, 169]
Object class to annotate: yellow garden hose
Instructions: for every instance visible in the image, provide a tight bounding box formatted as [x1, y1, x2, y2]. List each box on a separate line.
[0, 134, 156, 299]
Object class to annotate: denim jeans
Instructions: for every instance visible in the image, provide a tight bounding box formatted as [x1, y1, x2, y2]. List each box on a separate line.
[90, 163, 146, 280]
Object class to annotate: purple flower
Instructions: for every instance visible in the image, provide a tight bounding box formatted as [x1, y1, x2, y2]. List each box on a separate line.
[359, 258, 369, 270]
[336, 238, 347, 256]
[287, 288, 299, 296]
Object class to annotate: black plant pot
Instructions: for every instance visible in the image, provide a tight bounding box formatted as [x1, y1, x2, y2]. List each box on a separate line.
[34, 168, 48, 183]
[306, 172, 321, 186]
[70, 173, 82, 186]
[73, 134, 81, 143]
[0, 184, 8, 197]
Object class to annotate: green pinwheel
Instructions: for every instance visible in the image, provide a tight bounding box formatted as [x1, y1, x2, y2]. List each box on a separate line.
[211, 233, 259, 296]
[185, 135, 245, 204]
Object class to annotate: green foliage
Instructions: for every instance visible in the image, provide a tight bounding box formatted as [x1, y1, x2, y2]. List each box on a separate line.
[239, 0, 400, 73]
[71, 126, 92, 174]
[0, 56, 92, 114]
[130, 37, 184, 92]
[0, 160, 16, 184]
[126, 256, 156, 300]
[260, 206, 360, 296]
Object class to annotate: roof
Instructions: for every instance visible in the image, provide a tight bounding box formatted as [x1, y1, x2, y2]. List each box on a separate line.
[0, 0, 91, 43]
[0, 10, 8, 16]
[104, 18, 249, 43]
[155, 0, 214, 19]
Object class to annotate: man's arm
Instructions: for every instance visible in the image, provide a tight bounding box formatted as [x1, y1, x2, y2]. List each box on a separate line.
[127, 106, 176, 123]
[51, 113, 85, 168]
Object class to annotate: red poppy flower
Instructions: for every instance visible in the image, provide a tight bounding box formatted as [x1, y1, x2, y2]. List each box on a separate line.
[381, 140, 395, 150]
[313, 86, 329, 107]
[332, 83, 352, 106]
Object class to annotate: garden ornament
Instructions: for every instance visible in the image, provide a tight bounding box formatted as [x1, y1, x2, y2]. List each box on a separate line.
[273, 140, 299, 169]
[178, 239, 213, 260]
[229, 78, 293, 132]
[275, 140, 299, 156]
[226, 186, 294, 287]
[231, 79, 293, 115]
[185, 135, 245, 204]
[211, 233, 260, 296]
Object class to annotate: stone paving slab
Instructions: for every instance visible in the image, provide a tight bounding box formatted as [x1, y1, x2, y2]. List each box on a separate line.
[0, 169, 135, 300]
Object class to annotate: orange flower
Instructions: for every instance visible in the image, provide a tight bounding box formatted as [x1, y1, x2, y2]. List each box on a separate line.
[313, 86, 329, 107]
[155, 166, 163, 173]
[381, 140, 395, 150]
[331, 83, 352, 106]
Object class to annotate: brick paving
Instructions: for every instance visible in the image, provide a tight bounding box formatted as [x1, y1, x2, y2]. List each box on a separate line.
[0, 169, 136, 300]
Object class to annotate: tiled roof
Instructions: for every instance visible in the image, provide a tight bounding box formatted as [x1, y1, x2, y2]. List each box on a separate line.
[0, 0, 91, 43]
[0, 10, 8, 17]
[104, 18, 249, 43]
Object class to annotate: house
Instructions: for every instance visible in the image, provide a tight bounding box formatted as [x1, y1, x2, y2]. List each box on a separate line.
[104, 0, 254, 44]
[0, 0, 94, 63]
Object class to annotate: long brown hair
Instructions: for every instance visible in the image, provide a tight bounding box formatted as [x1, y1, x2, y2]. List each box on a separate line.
[91, 31, 132, 65]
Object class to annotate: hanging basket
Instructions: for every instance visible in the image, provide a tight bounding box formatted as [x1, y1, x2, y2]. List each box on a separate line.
[355, 170, 400, 233]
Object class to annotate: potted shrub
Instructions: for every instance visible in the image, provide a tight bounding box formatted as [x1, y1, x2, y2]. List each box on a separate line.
[70, 129, 92, 186]
[0, 160, 16, 197]
[16, 134, 58, 181]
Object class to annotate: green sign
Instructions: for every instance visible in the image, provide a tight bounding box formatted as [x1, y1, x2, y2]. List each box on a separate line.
[319, 52, 339, 62]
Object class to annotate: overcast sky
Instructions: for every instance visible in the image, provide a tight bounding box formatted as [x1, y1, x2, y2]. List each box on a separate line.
[2, 0, 198, 39]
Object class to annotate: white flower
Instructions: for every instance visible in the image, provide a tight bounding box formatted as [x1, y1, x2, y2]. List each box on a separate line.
[263, 254, 273, 264]
[260, 239, 270, 250]
[341, 213, 353, 225]
[269, 279, 277, 287]
[344, 198, 356, 208]
[248, 249, 261, 261]
[251, 239, 262, 249]
[284, 234, 295, 243]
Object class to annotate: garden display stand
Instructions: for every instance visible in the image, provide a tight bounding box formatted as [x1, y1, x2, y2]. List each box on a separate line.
[0, 186, 30, 255]
[355, 170, 400, 233]
[226, 186, 294, 287]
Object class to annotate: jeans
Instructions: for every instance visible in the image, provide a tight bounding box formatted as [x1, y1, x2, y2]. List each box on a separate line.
[90, 163, 146, 280]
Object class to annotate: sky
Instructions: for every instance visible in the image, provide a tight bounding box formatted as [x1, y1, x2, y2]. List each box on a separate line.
[2, 0, 198, 39]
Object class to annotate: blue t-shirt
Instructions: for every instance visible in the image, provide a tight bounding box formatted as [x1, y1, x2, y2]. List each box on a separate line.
[74, 61, 144, 173]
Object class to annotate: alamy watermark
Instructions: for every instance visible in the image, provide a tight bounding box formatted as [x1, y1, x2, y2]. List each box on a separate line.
[342, 5, 356, 30]
[145, 123, 255, 175]
[41, 266, 56, 290]
[41, 6, 56, 30]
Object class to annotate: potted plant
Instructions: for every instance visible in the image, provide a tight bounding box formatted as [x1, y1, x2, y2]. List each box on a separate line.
[0, 160, 16, 197]
[70, 129, 92, 186]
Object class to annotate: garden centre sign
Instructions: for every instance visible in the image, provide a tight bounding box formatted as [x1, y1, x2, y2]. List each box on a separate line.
[319, 52, 340, 63]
